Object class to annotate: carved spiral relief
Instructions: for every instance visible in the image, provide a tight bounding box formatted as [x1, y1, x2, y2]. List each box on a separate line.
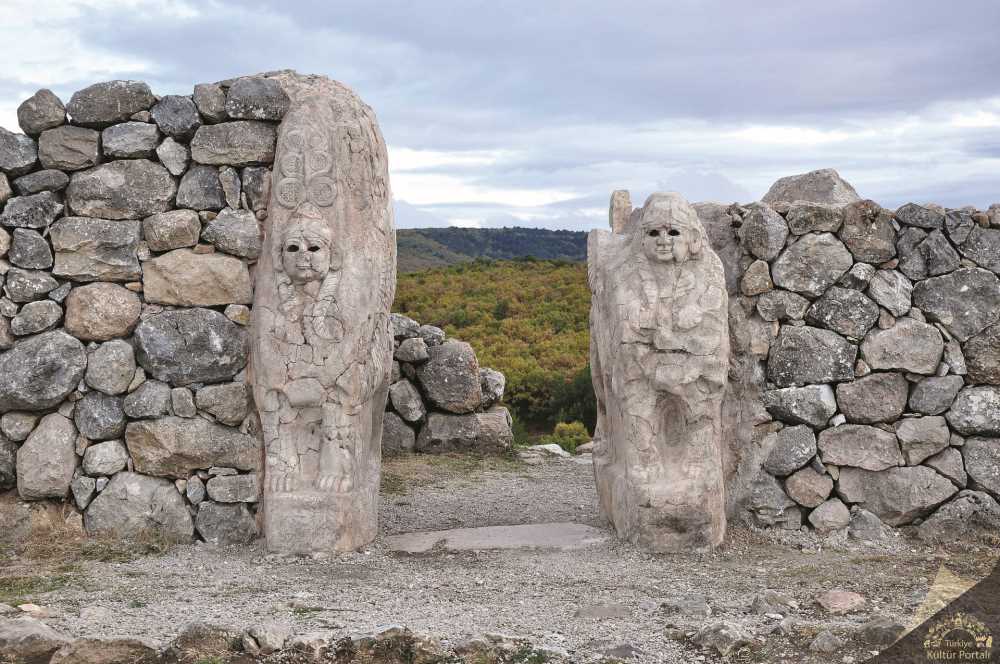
[275, 123, 338, 209]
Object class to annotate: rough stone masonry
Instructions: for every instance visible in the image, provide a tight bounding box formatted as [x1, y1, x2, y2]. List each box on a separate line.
[0, 71, 514, 551]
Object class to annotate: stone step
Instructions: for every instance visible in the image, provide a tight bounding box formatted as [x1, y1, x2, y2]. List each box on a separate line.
[384, 522, 609, 553]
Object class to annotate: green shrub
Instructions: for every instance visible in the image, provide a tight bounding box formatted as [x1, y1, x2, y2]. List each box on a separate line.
[539, 421, 591, 453]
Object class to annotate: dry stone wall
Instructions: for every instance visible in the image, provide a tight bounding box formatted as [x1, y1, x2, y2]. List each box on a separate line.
[686, 169, 1000, 541]
[384, 312, 512, 456]
[0, 76, 285, 545]
[0, 73, 515, 547]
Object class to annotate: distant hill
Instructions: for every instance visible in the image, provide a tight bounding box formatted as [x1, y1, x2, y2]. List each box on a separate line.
[396, 227, 588, 273]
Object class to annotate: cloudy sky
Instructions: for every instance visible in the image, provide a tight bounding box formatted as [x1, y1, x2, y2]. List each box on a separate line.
[2, 1, 999, 230]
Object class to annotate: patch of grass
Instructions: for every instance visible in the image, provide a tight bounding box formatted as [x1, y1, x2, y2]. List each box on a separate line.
[380, 453, 523, 496]
[0, 571, 78, 606]
[127, 599, 146, 609]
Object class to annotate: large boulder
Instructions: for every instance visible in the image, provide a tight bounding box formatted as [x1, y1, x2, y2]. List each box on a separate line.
[101, 121, 160, 159]
[150, 95, 202, 141]
[176, 165, 225, 211]
[12, 169, 69, 196]
[896, 416, 950, 465]
[917, 490, 1000, 542]
[912, 268, 1000, 342]
[860, 318, 943, 374]
[388, 379, 425, 422]
[194, 383, 250, 426]
[382, 411, 416, 455]
[0, 128, 39, 177]
[0, 331, 86, 411]
[839, 200, 897, 263]
[9, 228, 53, 269]
[909, 375, 964, 416]
[924, 447, 967, 488]
[767, 326, 856, 387]
[866, 269, 912, 317]
[946, 386, 1000, 436]
[739, 204, 788, 261]
[817, 424, 902, 471]
[49, 217, 142, 282]
[415, 341, 484, 413]
[81, 439, 129, 476]
[963, 322, 1000, 385]
[415, 408, 513, 453]
[66, 160, 176, 220]
[746, 473, 799, 528]
[16, 413, 77, 499]
[920, 230, 961, 276]
[155, 136, 189, 175]
[837, 466, 958, 526]
[38, 126, 100, 170]
[761, 384, 837, 428]
[761, 425, 816, 476]
[200, 207, 261, 259]
[134, 308, 249, 385]
[894, 203, 944, 230]
[804, 286, 879, 339]
[4, 268, 58, 303]
[959, 226, 1000, 275]
[65, 80, 155, 127]
[784, 466, 833, 508]
[770, 233, 854, 298]
[142, 249, 252, 306]
[142, 209, 201, 252]
[190, 121, 277, 166]
[16, 89, 66, 135]
[962, 438, 1000, 499]
[785, 202, 844, 235]
[0, 616, 70, 663]
[761, 168, 861, 207]
[835, 372, 908, 424]
[64, 283, 141, 341]
[84, 471, 193, 540]
[74, 392, 126, 441]
[756, 289, 810, 321]
[125, 416, 260, 478]
[0, 191, 63, 229]
[224, 77, 291, 121]
[195, 501, 258, 545]
[123, 380, 171, 419]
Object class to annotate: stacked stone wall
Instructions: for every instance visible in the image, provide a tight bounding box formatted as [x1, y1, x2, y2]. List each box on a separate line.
[691, 169, 1000, 540]
[0, 76, 287, 545]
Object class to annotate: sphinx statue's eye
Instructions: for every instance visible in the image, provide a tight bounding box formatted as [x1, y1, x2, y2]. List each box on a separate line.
[287, 244, 300, 252]
[308, 245, 320, 252]
[668, 229, 681, 237]
[647, 229, 660, 237]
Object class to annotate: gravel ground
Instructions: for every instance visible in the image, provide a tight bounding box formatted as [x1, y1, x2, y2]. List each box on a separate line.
[16, 454, 1000, 663]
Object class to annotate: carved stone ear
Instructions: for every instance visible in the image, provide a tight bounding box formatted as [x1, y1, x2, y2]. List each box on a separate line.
[689, 228, 703, 256]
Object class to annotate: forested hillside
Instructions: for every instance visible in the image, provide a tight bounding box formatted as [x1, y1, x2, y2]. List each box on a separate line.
[397, 227, 587, 272]
[392, 259, 594, 434]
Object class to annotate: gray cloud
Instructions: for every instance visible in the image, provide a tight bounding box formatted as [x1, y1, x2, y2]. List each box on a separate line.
[3, 1, 999, 228]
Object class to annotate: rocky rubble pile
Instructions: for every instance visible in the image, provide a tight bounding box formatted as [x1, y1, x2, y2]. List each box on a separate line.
[0, 617, 566, 664]
[383, 312, 513, 455]
[0, 76, 280, 547]
[697, 169, 1000, 540]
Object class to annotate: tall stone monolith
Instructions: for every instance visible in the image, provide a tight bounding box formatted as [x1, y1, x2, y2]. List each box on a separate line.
[251, 72, 396, 553]
[588, 191, 730, 551]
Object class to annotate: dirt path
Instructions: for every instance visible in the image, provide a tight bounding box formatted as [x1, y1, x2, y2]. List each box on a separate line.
[5, 454, 998, 663]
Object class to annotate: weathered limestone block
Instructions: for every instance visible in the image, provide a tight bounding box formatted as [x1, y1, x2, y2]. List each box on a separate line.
[17, 89, 66, 135]
[786, 202, 843, 234]
[16, 413, 77, 499]
[415, 341, 482, 413]
[382, 411, 416, 455]
[836, 466, 957, 526]
[770, 233, 854, 298]
[63, 282, 141, 340]
[804, 286, 879, 339]
[0, 331, 86, 411]
[0, 191, 63, 229]
[963, 322, 1000, 385]
[896, 416, 950, 465]
[195, 383, 250, 426]
[388, 379, 425, 422]
[12, 169, 69, 196]
[738, 204, 788, 261]
[0, 128, 39, 177]
[860, 318, 943, 374]
[100, 122, 159, 159]
[912, 268, 1000, 342]
[38, 125, 100, 170]
[141, 249, 252, 306]
[767, 326, 856, 387]
[206, 473, 260, 502]
[839, 200, 897, 263]
[74, 391, 126, 441]
[761, 168, 861, 207]
[784, 466, 833, 508]
[895, 203, 944, 230]
[947, 386, 1000, 436]
[835, 372, 908, 424]
[225, 77, 291, 121]
[761, 425, 816, 476]
[817, 424, 902, 471]
[962, 438, 1000, 499]
[588, 191, 729, 551]
[0, 616, 69, 663]
[50, 217, 142, 282]
[134, 308, 249, 385]
[762, 384, 837, 428]
[66, 160, 176, 220]
[125, 416, 260, 478]
[415, 408, 513, 453]
[195, 501, 258, 544]
[151, 95, 202, 141]
[84, 471, 193, 540]
[83, 340, 136, 396]
[251, 72, 396, 553]
[65, 80, 155, 128]
[200, 207, 261, 259]
[142, 209, 201, 252]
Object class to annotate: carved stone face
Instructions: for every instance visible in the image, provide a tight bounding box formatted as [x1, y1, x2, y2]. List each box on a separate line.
[638, 193, 702, 264]
[282, 229, 333, 283]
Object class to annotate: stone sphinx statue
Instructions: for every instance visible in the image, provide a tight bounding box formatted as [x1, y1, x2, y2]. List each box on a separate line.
[251, 73, 395, 553]
[588, 192, 729, 551]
